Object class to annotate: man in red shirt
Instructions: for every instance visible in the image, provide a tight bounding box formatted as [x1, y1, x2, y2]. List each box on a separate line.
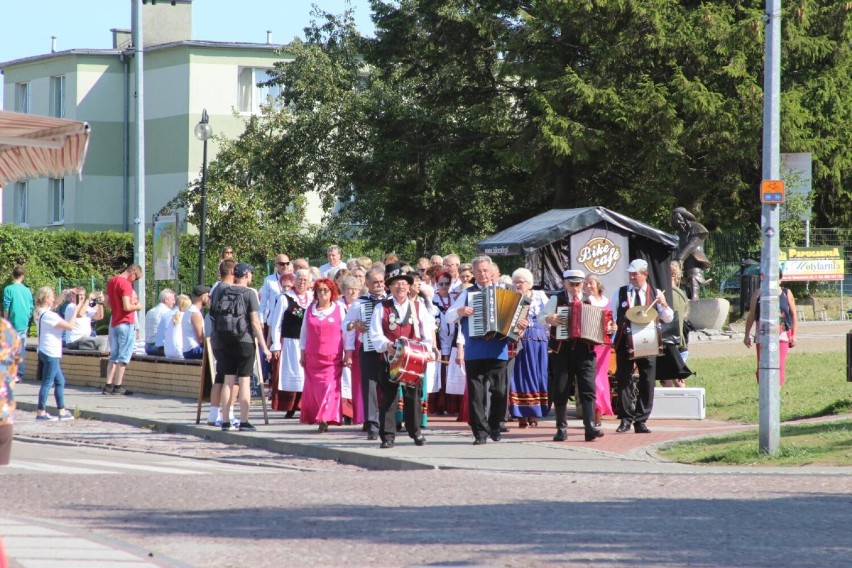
[103, 264, 143, 395]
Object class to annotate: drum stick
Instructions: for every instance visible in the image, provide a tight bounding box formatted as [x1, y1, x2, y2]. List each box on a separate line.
[641, 298, 660, 318]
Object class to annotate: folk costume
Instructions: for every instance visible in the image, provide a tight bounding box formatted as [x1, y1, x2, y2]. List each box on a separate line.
[542, 270, 601, 442]
[343, 291, 387, 438]
[338, 296, 364, 424]
[267, 290, 308, 414]
[299, 302, 344, 427]
[508, 289, 550, 421]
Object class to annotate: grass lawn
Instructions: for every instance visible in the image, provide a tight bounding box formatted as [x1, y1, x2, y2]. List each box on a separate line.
[659, 352, 852, 465]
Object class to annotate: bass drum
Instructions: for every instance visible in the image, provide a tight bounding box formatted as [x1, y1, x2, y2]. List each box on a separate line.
[628, 321, 662, 359]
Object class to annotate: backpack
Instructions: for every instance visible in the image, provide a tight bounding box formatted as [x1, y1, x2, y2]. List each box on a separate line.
[211, 286, 249, 340]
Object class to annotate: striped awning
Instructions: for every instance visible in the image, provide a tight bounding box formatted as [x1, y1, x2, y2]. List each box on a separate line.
[0, 110, 90, 188]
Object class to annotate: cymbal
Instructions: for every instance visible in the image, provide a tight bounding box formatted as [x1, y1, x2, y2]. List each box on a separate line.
[626, 305, 657, 324]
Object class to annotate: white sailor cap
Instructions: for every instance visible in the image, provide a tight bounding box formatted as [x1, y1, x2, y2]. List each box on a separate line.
[562, 269, 586, 283]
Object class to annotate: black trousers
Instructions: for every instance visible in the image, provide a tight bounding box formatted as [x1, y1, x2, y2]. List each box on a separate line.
[615, 347, 656, 424]
[377, 361, 422, 442]
[550, 341, 597, 431]
[464, 359, 508, 440]
[359, 349, 382, 434]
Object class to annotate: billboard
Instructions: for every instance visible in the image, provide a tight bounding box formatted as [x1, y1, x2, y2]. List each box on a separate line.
[780, 247, 844, 282]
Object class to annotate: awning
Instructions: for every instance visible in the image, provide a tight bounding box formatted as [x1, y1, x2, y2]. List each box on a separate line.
[477, 207, 678, 256]
[0, 110, 90, 188]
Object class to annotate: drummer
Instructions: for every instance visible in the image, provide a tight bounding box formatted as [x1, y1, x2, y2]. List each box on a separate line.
[612, 259, 673, 435]
[368, 263, 433, 449]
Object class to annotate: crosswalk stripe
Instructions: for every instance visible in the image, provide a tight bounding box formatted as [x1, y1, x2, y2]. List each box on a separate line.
[6, 460, 119, 475]
[66, 459, 208, 475]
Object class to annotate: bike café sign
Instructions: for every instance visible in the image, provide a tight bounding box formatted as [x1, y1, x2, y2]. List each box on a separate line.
[780, 247, 845, 281]
[576, 236, 622, 275]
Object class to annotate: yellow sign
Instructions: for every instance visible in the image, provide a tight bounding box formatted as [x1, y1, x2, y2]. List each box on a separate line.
[781, 247, 845, 281]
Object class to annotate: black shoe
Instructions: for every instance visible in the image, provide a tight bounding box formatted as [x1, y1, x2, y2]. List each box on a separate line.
[396, 423, 404, 432]
[585, 428, 604, 442]
[499, 423, 510, 433]
[239, 421, 257, 432]
[553, 429, 568, 442]
[101, 385, 113, 395]
[380, 440, 394, 449]
[285, 410, 296, 419]
[490, 431, 502, 442]
[111, 385, 127, 395]
[473, 437, 487, 445]
[414, 435, 426, 446]
[221, 422, 232, 431]
[343, 416, 352, 425]
[634, 422, 651, 434]
[615, 419, 632, 433]
[367, 432, 378, 441]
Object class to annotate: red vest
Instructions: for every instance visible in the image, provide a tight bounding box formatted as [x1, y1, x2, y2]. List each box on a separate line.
[381, 299, 416, 343]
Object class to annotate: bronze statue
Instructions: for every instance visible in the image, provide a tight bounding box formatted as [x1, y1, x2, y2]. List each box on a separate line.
[672, 207, 711, 299]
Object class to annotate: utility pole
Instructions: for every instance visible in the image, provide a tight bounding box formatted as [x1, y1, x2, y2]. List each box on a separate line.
[758, 0, 782, 455]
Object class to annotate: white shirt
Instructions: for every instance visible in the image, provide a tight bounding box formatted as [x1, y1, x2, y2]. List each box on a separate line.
[181, 305, 202, 352]
[163, 312, 184, 359]
[37, 309, 65, 358]
[298, 303, 344, 345]
[145, 303, 172, 346]
[64, 302, 97, 344]
[258, 273, 282, 325]
[369, 297, 434, 354]
[614, 285, 674, 323]
[156, 307, 177, 348]
[342, 295, 385, 351]
[319, 262, 343, 278]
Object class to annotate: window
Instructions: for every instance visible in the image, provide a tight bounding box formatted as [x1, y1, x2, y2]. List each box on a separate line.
[50, 75, 65, 118]
[49, 178, 64, 224]
[238, 67, 282, 114]
[14, 182, 28, 225]
[15, 82, 30, 113]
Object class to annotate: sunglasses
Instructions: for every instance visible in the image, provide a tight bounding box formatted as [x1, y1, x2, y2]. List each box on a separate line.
[315, 288, 331, 293]
[277, 261, 291, 266]
[437, 281, 450, 286]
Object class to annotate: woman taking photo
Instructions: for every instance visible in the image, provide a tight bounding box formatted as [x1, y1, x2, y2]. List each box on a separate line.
[299, 278, 344, 432]
[35, 286, 87, 421]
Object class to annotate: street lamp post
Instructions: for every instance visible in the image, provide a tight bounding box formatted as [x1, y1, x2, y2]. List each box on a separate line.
[194, 109, 213, 286]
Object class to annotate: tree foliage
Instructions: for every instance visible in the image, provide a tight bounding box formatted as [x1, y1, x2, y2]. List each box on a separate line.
[171, 1, 851, 256]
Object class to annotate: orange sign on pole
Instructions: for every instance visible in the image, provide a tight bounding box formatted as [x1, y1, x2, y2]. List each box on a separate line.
[760, 180, 785, 204]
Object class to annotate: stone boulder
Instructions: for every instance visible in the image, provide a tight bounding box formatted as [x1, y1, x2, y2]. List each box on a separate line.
[687, 298, 730, 331]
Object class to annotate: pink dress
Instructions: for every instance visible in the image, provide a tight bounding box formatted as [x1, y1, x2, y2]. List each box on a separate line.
[590, 295, 615, 416]
[300, 304, 344, 425]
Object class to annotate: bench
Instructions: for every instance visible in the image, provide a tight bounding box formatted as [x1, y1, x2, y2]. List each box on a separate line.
[796, 297, 827, 322]
[24, 345, 202, 399]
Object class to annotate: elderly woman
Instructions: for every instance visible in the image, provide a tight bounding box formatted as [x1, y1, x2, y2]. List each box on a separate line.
[584, 274, 615, 425]
[508, 268, 550, 427]
[299, 278, 344, 431]
[429, 271, 462, 415]
[35, 287, 88, 421]
[337, 276, 364, 424]
[268, 270, 311, 417]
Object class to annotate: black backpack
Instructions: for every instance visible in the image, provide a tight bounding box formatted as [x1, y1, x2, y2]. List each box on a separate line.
[212, 286, 249, 340]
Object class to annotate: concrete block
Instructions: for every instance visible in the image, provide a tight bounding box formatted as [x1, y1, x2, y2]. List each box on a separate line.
[687, 298, 730, 331]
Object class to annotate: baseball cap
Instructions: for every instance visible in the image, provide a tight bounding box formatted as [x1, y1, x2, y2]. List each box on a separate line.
[627, 259, 649, 273]
[562, 269, 586, 283]
[192, 284, 211, 297]
[234, 263, 254, 278]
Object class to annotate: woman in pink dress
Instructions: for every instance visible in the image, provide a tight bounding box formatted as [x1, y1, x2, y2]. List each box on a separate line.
[299, 278, 344, 432]
[584, 274, 615, 425]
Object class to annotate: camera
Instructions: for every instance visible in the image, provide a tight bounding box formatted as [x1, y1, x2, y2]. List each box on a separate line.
[89, 298, 102, 308]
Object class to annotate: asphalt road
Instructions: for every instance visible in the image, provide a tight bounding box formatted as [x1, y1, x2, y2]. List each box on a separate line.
[3, 411, 851, 567]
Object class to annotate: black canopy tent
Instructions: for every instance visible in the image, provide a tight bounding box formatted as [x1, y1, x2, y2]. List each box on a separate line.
[476, 207, 679, 294]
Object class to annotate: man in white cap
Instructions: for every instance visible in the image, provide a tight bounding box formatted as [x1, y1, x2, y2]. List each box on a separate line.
[542, 269, 610, 442]
[612, 259, 673, 434]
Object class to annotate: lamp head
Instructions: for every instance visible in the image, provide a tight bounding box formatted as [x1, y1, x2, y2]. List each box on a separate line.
[194, 109, 213, 141]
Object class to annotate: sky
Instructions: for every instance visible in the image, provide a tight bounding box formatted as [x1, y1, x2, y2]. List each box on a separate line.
[0, 0, 375, 65]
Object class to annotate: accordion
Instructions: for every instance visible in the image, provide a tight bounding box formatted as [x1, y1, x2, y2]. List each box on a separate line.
[554, 303, 612, 345]
[468, 286, 531, 341]
[359, 300, 377, 352]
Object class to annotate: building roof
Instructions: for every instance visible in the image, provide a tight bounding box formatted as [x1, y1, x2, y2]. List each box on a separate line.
[1, 40, 285, 70]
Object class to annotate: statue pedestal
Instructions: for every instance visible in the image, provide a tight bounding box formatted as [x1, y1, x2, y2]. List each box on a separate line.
[687, 298, 730, 331]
